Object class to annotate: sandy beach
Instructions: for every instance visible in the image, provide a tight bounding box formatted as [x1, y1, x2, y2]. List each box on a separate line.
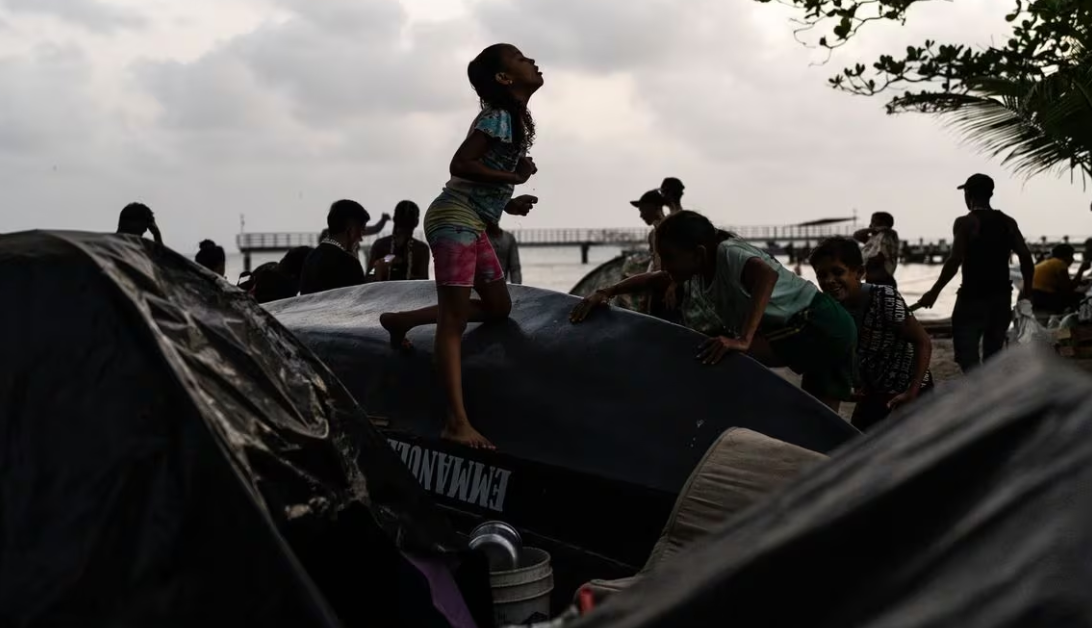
[777, 338, 962, 422]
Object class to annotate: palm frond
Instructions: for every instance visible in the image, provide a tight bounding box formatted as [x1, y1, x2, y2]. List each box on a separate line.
[889, 55, 1092, 181]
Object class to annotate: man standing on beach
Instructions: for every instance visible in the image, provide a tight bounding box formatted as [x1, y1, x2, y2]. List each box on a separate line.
[631, 189, 668, 267]
[853, 211, 899, 288]
[611, 190, 668, 315]
[918, 174, 1035, 373]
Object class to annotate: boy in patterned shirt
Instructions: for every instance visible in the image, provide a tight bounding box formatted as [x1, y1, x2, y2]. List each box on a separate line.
[810, 237, 934, 430]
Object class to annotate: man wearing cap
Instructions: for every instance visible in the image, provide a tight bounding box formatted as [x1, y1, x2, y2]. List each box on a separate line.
[628, 189, 683, 321]
[116, 202, 162, 245]
[610, 191, 669, 315]
[918, 174, 1035, 372]
[632, 190, 667, 230]
[661, 177, 685, 215]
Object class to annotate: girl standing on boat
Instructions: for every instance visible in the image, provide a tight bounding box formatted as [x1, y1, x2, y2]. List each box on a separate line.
[380, 43, 543, 449]
[570, 211, 857, 412]
[809, 237, 933, 430]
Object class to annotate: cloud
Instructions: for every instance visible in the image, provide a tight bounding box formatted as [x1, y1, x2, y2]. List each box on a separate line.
[474, 0, 746, 74]
[0, 45, 101, 155]
[0, 0, 1088, 256]
[1, 0, 146, 33]
[137, 0, 476, 134]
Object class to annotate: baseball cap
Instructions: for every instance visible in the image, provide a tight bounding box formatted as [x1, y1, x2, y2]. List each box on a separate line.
[957, 173, 995, 193]
[630, 190, 666, 208]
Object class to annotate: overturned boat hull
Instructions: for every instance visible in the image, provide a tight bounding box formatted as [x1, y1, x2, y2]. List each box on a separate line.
[269, 281, 858, 602]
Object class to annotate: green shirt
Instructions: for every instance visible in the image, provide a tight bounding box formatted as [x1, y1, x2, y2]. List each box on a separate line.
[696, 239, 818, 334]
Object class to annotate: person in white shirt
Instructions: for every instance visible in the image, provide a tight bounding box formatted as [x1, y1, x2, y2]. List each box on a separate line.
[853, 211, 900, 288]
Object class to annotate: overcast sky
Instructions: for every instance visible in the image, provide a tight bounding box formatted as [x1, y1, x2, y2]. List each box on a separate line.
[0, 0, 1087, 256]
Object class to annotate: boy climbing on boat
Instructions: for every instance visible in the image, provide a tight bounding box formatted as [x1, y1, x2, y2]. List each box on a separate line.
[380, 43, 543, 449]
[571, 211, 857, 411]
[809, 237, 933, 430]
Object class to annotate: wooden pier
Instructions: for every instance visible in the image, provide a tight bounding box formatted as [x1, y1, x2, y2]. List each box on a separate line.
[898, 236, 1089, 265]
[236, 226, 1089, 272]
[236, 223, 858, 271]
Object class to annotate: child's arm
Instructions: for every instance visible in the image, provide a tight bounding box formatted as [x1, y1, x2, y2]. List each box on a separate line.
[920, 215, 970, 308]
[570, 271, 672, 323]
[602, 271, 672, 298]
[362, 214, 390, 237]
[890, 315, 932, 409]
[450, 131, 533, 185]
[698, 257, 776, 364]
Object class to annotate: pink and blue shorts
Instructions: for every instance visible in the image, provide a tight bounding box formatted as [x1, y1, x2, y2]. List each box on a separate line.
[426, 224, 505, 288]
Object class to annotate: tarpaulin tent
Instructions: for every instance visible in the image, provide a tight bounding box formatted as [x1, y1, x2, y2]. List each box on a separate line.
[268, 281, 858, 604]
[0, 231, 489, 628]
[576, 346, 1092, 628]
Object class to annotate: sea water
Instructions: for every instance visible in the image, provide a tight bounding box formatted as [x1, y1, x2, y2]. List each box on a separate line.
[225, 246, 979, 320]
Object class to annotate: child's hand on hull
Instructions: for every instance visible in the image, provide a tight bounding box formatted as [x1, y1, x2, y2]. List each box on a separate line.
[505, 195, 538, 216]
[515, 156, 537, 183]
[570, 290, 610, 323]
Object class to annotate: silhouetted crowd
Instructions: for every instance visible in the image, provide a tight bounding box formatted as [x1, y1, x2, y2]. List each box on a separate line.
[113, 170, 1090, 439]
[115, 197, 524, 306]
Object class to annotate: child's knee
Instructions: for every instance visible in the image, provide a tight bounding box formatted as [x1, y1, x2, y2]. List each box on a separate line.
[485, 297, 512, 321]
[480, 288, 512, 321]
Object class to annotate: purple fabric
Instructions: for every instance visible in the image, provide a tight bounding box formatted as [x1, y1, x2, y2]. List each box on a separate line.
[403, 553, 478, 628]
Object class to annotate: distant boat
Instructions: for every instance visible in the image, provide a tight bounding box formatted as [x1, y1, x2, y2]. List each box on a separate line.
[796, 217, 855, 227]
[571, 254, 628, 297]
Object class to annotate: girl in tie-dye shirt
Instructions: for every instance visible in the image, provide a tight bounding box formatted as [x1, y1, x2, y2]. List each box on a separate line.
[380, 43, 544, 450]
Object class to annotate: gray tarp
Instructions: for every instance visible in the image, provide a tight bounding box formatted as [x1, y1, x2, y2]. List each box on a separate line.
[577, 346, 1092, 628]
[0, 231, 488, 628]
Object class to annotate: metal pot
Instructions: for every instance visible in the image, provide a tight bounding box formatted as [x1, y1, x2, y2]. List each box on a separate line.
[469, 521, 523, 571]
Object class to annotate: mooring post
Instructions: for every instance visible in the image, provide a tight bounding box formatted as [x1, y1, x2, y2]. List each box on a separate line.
[581, 243, 591, 264]
[243, 251, 252, 274]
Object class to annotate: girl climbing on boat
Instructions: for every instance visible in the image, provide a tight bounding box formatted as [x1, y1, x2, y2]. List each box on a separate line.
[380, 43, 543, 449]
[570, 210, 858, 412]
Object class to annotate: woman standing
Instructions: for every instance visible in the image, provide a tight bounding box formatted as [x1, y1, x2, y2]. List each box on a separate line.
[368, 201, 431, 281]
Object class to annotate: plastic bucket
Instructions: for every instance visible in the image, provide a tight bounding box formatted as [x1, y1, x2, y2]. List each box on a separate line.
[491, 547, 553, 626]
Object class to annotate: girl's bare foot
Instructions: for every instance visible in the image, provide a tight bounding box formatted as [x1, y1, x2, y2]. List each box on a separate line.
[442, 420, 495, 450]
[379, 312, 413, 350]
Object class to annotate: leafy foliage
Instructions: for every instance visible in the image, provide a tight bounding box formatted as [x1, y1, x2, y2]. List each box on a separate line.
[756, 0, 1092, 179]
[898, 59, 1092, 179]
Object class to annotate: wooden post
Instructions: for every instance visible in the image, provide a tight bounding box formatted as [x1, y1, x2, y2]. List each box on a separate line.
[581, 243, 591, 264]
[244, 251, 252, 274]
